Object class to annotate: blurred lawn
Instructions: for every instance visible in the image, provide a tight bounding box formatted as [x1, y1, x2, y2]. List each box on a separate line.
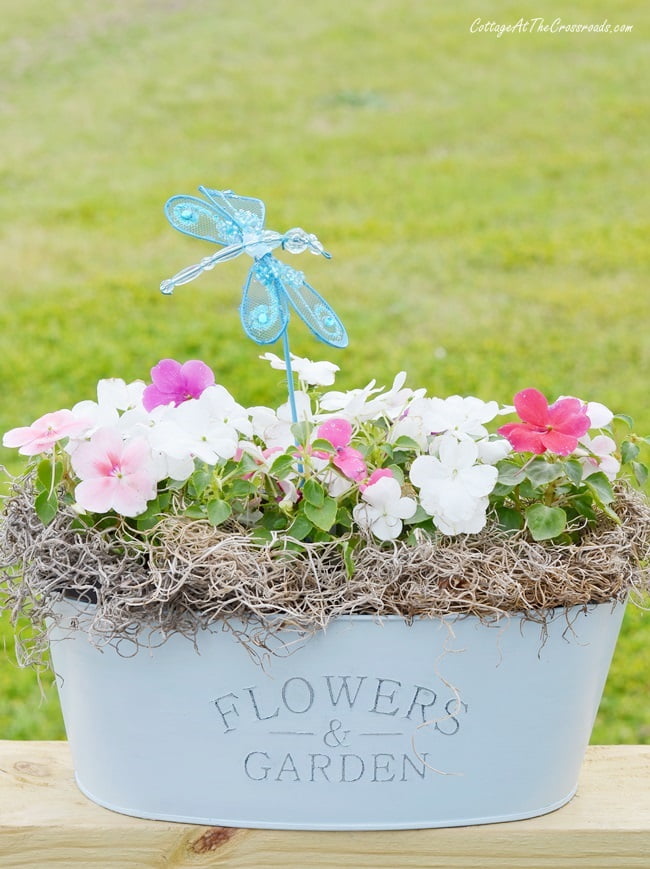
[0, 0, 648, 742]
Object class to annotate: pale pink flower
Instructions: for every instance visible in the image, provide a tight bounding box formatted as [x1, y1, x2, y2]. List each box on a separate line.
[576, 434, 621, 481]
[142, 359, 215, 411]
[315, 418, 368, 481]
[3, 410, 88, 455]
[71, 429, 158, 517]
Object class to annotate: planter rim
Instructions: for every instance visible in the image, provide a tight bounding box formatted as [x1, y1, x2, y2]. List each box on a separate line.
[54, 595, 624, 629]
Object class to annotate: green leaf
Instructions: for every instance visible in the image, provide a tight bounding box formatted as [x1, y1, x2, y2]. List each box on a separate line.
[304, 496, 338, 531]
[621, 441, 640, 464]
[496, 506, 524, 532]
[158, 490, 171, 511]
[238, 452, 259, 473]
[564, 459, 583, 485]
[35, 489, 58, 525]
[207, 499, 232, 526]
[287, 513, 314, 541]
[261, 510, 286, 531]
[613, 413, 634, 428]
[269, 453, 296, 478]
[290, 420, 312, 444]
[335, 507, 352, 529]
[392, 435, 421, 451]
[303, 477, 326, 508]
[571, 496, 597, 521]
[632, 461, 648, 487]
[403, 504, 431, 525]
[189, 468, 211, 497]
[251, 528, 273, 545]
[134, 496, 164, 523]
[184, 505, 207, 519]
[525, 504, 567, 541]
[585, 472, 614, 506]
[496, 461, 525, 487]
[340, 539, 357, 579]
[36, 459, 63, 491]
[310, 438, 337, 455]
[518, 479, 539, 500]
[525, 459, 564, 487]
[278, 540, 306, 554]
[228, 478, 257, 498]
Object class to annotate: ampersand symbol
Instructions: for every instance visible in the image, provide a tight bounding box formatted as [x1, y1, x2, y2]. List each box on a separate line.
[323, 718, 350, 748]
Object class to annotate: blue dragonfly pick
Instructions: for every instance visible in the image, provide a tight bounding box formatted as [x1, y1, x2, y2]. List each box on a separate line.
[160, 186, 348, 349]
[160, 186, 348, 425]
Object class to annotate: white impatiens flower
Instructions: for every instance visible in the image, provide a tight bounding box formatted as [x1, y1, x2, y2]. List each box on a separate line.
[576, 434, 621, 481]
[148, 396, 239, 467]
[388, 412, 429, 450]
[474, 436, 512, 465]
[586, 401, 614, 429]
[260, 352, 339, 387]
[415, 395, 500, 440]
[319, 379, 384, 422]
[199, 385, 253, 436]
[71, 378, 147, 437]
[352, 476, 417, 541]
[370, 372, 427, 421]
[410, 434, 498, 535]
[252, 391, 315, 450]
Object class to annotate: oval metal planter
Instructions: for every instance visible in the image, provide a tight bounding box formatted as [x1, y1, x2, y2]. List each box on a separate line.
[49, 598, 625, 830]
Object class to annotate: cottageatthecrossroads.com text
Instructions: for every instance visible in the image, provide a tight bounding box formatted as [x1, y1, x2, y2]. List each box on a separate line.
[470, 18, 634, 37]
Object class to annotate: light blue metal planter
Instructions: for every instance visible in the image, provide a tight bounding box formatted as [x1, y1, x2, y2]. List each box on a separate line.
[49, 598, 625, 830]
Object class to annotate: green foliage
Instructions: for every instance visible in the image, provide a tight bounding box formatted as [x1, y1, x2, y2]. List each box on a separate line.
[0, 0, 648, 742]
[527, 504, 567, 541]
[492, 441, 647, 542]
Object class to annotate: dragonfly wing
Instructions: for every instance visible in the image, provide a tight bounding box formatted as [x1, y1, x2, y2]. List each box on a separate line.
[164, 195, 244, 245]
[240, 259, 288, 345]
[279, 264, 348, 348]
[200, 187, 266, 235]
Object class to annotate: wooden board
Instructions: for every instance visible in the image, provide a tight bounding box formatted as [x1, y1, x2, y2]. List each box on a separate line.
[0, 742, 648, 868]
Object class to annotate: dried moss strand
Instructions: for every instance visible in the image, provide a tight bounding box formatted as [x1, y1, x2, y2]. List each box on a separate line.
[1, 481, 648, 665]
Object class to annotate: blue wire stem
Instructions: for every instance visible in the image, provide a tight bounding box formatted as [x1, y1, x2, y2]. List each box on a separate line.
[282, 330, 305, 478]
[282, 330, 299, 425]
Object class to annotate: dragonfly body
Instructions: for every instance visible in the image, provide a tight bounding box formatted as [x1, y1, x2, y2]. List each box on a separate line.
[160, 187, 347, 348]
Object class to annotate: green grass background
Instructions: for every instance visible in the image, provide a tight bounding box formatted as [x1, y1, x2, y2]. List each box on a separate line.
[0, 0, 648, 742]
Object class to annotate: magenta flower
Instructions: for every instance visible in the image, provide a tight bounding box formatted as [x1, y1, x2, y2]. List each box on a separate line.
[498, 389, 591, 456]
[2, 410, 88, 455]
[142, 359, 215, 411]
[71, 428, 158, 517]
[315, 418, 368, 481]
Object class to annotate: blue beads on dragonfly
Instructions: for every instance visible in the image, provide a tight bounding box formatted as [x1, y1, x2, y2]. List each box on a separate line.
[160, 186, 347, 350]
[160, 186, 348, 423]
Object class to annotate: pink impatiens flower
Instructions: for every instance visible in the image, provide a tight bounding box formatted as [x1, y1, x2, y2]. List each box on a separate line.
[359, 467, 395, 492]
[142, 359, 215, 411]
[71, 428, 158, 517]
[2, 410, 88, 455]
[315, 418, 368, 481]
[498, 388, 590, 456]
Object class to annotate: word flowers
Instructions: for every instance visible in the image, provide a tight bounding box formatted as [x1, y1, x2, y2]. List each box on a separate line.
[3, 356, 647, 547]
